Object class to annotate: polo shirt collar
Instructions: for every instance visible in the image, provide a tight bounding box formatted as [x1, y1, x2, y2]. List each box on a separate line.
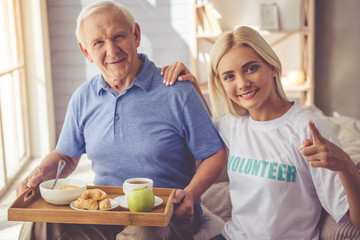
[132, 53, 154, 92]
[97, 53, 155, 96]
[97, 75, 109, 96]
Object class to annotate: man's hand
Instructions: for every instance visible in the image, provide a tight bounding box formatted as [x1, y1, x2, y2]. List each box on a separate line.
[16, 167, 46, 197]
[172, 189, 195, 224]
[15, 151, 79, 197]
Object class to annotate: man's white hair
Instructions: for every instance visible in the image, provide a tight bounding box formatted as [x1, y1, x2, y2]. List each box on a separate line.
[75, 1, 135, 45]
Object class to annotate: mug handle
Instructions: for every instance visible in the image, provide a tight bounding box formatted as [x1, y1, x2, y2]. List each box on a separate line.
[123, 181, 127, 195]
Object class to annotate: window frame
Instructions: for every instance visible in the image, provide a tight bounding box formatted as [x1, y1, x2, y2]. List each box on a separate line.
[0, 0, 55, 197]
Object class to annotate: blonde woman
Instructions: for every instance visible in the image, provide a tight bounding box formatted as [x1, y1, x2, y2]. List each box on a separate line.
[162, 26, 360, 239]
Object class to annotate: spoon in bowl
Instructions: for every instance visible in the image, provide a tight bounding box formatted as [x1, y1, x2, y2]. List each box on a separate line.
[51, 160, 66, 189]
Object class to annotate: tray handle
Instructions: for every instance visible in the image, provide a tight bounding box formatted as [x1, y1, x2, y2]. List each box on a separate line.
[8, 186, 40, 209]
[23, 187, 35, 202]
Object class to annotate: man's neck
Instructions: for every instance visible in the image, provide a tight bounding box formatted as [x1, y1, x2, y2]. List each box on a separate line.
[107, 58, 144, 94]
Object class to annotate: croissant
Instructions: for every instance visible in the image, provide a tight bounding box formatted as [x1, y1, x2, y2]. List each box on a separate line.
[99, 198, 111, 210]
[74, 198, 98, 210]
[80, 189, 107, 201]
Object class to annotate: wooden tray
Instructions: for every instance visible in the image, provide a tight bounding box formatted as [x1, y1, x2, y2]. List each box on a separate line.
[8, 185, 175, 226]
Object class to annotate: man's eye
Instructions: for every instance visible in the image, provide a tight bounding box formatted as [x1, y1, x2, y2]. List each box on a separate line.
[114, 35, 125, 40]
[93, 41, 103, 47]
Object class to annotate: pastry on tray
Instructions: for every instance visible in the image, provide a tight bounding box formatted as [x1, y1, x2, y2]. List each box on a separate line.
[80, 189, 107, 200]
[74, 198, 99, 210]
[99, 198, 111, 210]
[74, 188, 110, 210]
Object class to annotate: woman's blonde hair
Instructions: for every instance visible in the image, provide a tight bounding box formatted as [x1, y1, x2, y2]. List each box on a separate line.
[75, 1, 135, 46]
[208, 26, 287, 120]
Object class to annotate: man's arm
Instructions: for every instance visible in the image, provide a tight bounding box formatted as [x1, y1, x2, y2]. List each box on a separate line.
[172, 146, 227, 223]
[16, 150, 80, 196]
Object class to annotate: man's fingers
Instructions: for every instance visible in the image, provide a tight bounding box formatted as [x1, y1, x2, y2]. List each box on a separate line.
[24, 168, 45, 189]
[16, 180, 28, 197]
[27, 175, 43, 188]
[173, 201, 194, 224]
[174, 203, 193, 215]
[172, 189, 186, 204]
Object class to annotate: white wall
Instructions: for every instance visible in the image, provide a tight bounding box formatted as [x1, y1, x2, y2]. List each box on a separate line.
[47, 0, 192, 139]
[47, 0, 360, 139]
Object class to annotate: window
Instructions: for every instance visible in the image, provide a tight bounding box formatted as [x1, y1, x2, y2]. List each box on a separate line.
[0, 0, 30, 195]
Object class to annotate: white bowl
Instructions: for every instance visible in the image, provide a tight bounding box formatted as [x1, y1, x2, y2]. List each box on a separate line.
[39, 179, 87, 205]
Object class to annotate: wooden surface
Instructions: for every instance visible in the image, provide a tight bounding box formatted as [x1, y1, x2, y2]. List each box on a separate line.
[8, 185, 175, 227]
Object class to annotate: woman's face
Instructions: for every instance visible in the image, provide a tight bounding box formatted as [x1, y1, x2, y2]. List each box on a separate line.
[217, 45, 280, 120]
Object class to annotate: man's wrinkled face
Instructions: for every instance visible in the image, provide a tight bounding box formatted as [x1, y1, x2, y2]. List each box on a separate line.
[79, 8, 140, 86]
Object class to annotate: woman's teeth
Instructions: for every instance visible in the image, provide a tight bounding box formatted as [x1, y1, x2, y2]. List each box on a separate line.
[240, 89, 257, 97]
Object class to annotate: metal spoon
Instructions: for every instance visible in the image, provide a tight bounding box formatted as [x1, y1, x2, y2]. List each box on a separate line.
[51, 160, 66, 189]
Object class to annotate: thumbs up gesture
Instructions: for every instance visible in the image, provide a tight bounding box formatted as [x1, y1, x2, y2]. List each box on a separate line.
[301, 120, 352, 172]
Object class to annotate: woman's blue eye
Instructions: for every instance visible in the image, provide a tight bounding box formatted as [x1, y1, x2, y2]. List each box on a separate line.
[246, 65, 259, 73]
[223, 74, 234, 81]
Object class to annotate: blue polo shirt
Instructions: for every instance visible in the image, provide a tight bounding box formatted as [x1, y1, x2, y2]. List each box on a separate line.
[56, 54, 223, 191]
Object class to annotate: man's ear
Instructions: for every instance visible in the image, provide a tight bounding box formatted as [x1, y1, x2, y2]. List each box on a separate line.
[134, 23, 141, 48]
[79, 42, 93, 63]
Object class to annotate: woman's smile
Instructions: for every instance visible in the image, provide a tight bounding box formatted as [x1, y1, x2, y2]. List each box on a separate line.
[217, 45, 286, 120]
[238, 88, 259, 99]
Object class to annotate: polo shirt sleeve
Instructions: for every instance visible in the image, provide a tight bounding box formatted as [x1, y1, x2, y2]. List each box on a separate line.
[181, 88, 224, 160]
[56, 92, 86, 158]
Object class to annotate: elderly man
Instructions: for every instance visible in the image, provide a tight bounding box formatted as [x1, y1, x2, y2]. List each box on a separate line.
[16, 1, 226, 239]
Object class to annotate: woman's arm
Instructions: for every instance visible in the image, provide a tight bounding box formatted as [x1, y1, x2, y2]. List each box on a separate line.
[301, 120, 360, 230]
[161, 62, 212, 116]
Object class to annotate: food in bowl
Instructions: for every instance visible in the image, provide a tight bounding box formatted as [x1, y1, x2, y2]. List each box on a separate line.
[60, 185, 79, 190]
[39, 179, 87, 205]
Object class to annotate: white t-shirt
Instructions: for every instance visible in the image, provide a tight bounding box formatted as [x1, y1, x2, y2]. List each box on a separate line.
[218, 103, 349, 240]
